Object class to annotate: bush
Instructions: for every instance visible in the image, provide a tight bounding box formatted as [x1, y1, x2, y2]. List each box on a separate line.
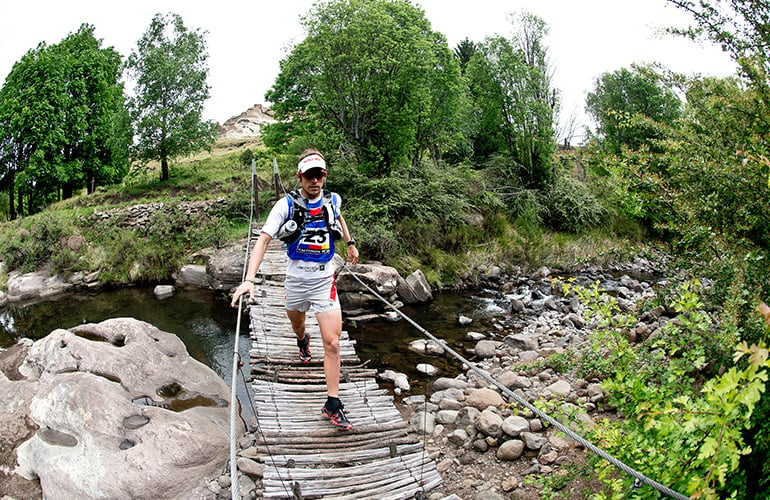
[542, 174, 605, 233]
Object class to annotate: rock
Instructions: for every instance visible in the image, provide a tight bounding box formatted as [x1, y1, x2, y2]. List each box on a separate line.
[438, 398, 463, 411]
[236, 457, 265, 478]
[466, 331, 486, 341]
[379, 370, 410, 392]
[416, 363, 439, 376]
[465, 388, 505, 410]
[12, 318, 240, 499]
[6, 270, 74, 301]
[501, 415, 530, 436]
[475, 409, 503, 438]
[177, 264, 211, 288]
[504, 334, 539, 351]
[455, 406, 481, 427]
[218, 103, 277, 139]
[501, 476, 519, 492]
[436, 410, 459, 425]
[496, 439, 525, 460]
[544, 379, 571, 397]
[457, 315, 473, 326]
[410, 411, 435, 434]
[432, 377, 469, 391]
[153, 284, 174, 299]
[521, 431, 547, 450]
[474, 340, 499, 359]
[408, 339, 444, 355]
[497, 371, 531, 390]
[207, 242, 248, 290]
[447, 428, 470, 446]
[0, 289, 7, 308]
[397, 269, 433, 304]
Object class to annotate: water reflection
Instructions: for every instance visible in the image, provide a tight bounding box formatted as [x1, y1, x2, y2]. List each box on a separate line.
[1, 286, 497, 399]
[0, 286, 249, 407]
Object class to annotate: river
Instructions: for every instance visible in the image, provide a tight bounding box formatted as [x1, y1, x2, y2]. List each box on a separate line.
[1, 285, 503, 404]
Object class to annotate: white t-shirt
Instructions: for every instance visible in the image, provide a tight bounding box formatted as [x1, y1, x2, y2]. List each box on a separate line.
[261, 192, 342, 279]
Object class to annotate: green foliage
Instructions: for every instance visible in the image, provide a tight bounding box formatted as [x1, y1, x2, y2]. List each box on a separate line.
[465, 12, 558, 189]
[126, 13, 217, 182]
[586, 63, 682, 154]
[541, 173, 605, 233]
[559, 278, 769, 499]
[0, 213, 77, 273]
[265, 0, 466, 175]
[0, 24, 130, 218]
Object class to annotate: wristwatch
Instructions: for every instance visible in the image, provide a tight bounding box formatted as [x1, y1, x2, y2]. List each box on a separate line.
[346, 239, 356, 246]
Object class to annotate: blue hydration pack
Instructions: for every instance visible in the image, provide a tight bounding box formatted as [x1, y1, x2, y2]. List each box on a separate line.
[280, 189, 341, 263]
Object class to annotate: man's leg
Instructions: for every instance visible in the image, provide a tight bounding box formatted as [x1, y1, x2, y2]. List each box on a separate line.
[287, 309, 307, 340]
[315, 309, 342, 397]
[287, 309, 311, 363]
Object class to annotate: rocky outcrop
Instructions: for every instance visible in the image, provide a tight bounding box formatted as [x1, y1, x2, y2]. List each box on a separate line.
[2, 318, 242, 499]
[218, 104, 277, 139]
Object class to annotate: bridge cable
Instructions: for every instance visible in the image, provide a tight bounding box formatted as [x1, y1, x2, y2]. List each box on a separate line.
[230, 159, 296, 499]
[341, 264, 690, 500]
[228, 158, 259, 499]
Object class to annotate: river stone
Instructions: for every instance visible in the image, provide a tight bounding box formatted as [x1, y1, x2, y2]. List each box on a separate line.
[504, 333, 539, 351]
[521, 431, 548, 450]
[432, 377, 469, 391]
[397, 269, 433, 304]
[475, 409, 503, 438]
[206, 242, 246, 290]
[410, 411, 435, 435]
[465, 388, 505, 410]
[544, 379, 572, 397]
[497, 439, 525, 460]
[416, 363, 438, 376]
[177, 264, 211, 288]
[436, 410, 459, 425]
[379, 369, 410, 391]
[6, 270, 74, 302]
[408, 339, 444, 355]
[474, 340, 499, 359]
[501, 415, 530, 436]
[13, 318, 241, 500]
[153, 285, 174, 299]
[455, 406, 481, 427]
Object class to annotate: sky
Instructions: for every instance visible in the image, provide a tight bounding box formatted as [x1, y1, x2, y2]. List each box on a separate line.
[0, 0, 738, 143]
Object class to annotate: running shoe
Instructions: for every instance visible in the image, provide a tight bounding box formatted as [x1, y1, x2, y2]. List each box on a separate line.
[322, 404, 353, 431]
[297, 335, 311, 363]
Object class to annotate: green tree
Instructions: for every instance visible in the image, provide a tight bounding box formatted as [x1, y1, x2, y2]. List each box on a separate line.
[454, 38, 477, 75]
[264, 0, 465, 176]
[466, 12, 558, 190]
[0, 25, 128, 217]
[126, 13, 216, 182]
[585, 64, 682, 154]
[667, 0, 770, 125]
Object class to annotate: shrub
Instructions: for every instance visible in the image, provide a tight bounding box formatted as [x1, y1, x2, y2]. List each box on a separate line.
[542, 174, 605, 233]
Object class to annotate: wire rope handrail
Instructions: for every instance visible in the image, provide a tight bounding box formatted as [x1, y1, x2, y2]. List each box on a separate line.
[340, 263, 691, 500]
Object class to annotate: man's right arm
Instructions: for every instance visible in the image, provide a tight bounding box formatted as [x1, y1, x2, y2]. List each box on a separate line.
[230, 231, 272, 307]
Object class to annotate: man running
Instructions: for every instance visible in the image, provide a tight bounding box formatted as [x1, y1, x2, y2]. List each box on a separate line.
[231, 148, 359, 431]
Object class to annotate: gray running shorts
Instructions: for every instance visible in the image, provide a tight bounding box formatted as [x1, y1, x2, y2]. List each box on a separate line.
[284, 275, 340, 313]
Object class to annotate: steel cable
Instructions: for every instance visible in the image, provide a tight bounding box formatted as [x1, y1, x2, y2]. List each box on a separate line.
[341, 264, 691, 500]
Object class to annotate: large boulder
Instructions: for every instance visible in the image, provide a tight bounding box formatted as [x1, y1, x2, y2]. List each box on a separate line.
[206, 242, 247, 291]
[3, 318, 241, 500]
[397, 269, 433, 304]
[6, 271, 74, 302]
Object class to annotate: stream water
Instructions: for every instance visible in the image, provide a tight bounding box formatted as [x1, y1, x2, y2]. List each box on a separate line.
[0, 286, 503, 403]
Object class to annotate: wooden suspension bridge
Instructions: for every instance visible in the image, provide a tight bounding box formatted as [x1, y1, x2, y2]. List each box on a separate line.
[243, 233, 443, 499]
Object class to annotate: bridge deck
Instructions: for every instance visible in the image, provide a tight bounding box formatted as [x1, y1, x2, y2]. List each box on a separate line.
[246, 232, 441, 499]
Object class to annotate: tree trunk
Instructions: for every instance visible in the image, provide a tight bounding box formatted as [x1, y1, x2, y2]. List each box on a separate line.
[8, 170, 16, 220]
[161, 157, 169, 181]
